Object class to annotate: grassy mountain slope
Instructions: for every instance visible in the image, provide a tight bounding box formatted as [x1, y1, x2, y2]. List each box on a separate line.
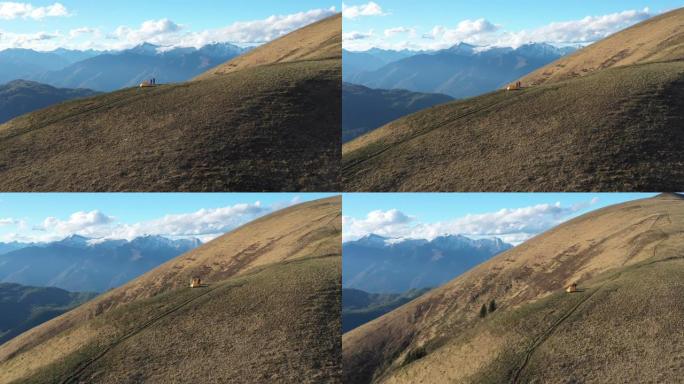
[195, 14, 340, 79]
[343, 193, 684, 383]
[0, 196, 341, 384]
[0, 283, 97, 345]
[343, 61, 684, 192]
[342, 83, 452, 142]
[520, 7, 684, 86]
[342, 9, 684, 192]
[0, 80, 99, 124]
[0, 15, 341, 192]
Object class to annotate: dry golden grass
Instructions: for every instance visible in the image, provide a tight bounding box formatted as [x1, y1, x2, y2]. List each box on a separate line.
[0, 15, 341, 192]
[520, 7, 684, 85]
[0, 196, 341, 384]
[343, 194, 684, 383]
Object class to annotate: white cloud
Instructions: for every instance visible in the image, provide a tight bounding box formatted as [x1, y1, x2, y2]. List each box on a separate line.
[0, 7, 337, 51]
[343, 209, 414, 240]
[343, 30, 374, 41]
[41, 210, 115, 235]
[426, 18, 499, 42]
[0, 30, 62, 49]
[343, 2, 386, 19]
[343, 199, 600, 244]
[492, 7, 652, 47]
[69, 27, 99, 38]
[171, 7, 337, 48]
[2, 201, 284, 243]
[384, 26, 415, 37]
[113, 18, 182, 45]
[0, 2, 68, 20]
[104, 202, 266, 240]
[344, 17, 501, 50]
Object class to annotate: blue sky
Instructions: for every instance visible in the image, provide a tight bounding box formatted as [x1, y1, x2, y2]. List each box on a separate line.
[0, 193, 336, 243]
[0, 1, 337, 50]
[343, 1, 683, 50]
[343, 193, 657, 244]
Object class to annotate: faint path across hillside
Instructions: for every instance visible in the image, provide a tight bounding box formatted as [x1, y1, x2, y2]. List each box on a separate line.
[511, 244, 683, 383]
[510, 284, 605, 383]
[343, 90, 527, 171]
[59, 281, 236, 384]
[0, 86, 172, 142]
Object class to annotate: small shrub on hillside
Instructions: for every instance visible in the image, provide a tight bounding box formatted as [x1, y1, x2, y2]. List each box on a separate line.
[488, 299, 497, 313]
[479, 304, 487, 318]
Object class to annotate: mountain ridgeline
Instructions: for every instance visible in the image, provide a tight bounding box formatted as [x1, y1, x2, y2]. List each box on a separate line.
[342, 83, 452, 142]
[0, 48, 100, 85]
[342, 288, 430, 333]
[343, 193, 684, 384]
[0, 235, 201, 292]
[0, 196, 342, 383]
[343, 8, 684, 192]
[0, 80, 99, 124]
[342, 49, 418, 80]
[0, 14, 342, 192]
[0, 283, 97, 345]
[0, 43, 245, 92]
[345, 43, 575, 98]
[343, 234, 512, 293]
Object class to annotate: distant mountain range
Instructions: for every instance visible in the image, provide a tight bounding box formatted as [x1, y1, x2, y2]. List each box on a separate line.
[0, 235, 201, 292]
[343, 48, 419, 80]
[343, 234, 512, 293]
[342, 82, 452, 142]
[0, 282, 97, 344]
[0, 80, 99, 123]
[0, 42, 247, 92]
[0, 48, 101, 84]
[342, 287, 429, 333]
[344, 43, 576, 98]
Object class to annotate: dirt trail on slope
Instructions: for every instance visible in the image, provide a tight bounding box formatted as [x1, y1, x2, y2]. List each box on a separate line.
[343, 90, 527, 171]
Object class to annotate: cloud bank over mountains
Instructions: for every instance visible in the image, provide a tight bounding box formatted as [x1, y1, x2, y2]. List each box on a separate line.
[0, 4, 337, 51]
[343, 2, 654, 50]
[1, 197, 303, 243]
[343, 198, 600, 244]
